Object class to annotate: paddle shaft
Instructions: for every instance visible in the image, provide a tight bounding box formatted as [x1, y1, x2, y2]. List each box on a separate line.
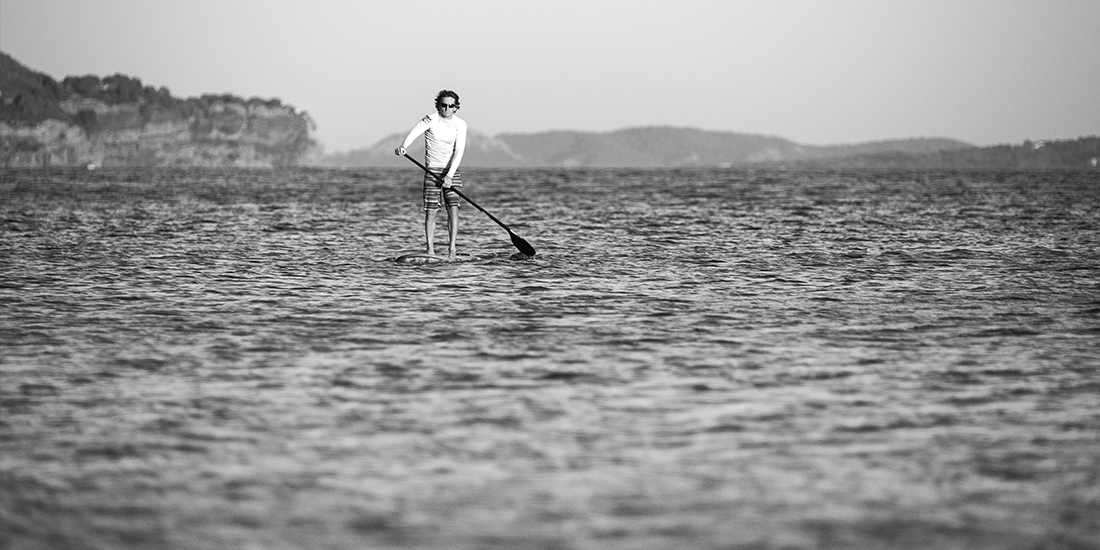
[403, 153, 524, 239]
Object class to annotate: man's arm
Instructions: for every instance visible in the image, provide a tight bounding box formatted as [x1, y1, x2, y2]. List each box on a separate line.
[394, 114, 433, 155]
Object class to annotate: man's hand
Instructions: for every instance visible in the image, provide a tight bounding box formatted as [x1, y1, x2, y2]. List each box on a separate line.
[441, 175, 453, 188]
[394, 146, 406, 156]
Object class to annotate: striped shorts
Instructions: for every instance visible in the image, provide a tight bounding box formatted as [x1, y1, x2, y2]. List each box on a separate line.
[423, 170, 463, 211]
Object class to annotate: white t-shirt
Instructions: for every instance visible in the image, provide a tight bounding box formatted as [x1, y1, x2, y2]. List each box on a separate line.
[400, 112, 467, 178]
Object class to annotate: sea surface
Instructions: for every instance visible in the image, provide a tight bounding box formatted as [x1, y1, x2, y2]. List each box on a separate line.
[1, 167, 1099, 550]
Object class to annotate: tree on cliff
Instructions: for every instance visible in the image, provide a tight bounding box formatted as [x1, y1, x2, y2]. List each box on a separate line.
[1, 52, 71, 126]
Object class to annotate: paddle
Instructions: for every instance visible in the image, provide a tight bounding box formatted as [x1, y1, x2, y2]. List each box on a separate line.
[403, 153, 536, 257]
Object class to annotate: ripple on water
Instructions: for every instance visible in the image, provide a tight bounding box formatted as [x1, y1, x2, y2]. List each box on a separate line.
[2, 168, 1099, 549]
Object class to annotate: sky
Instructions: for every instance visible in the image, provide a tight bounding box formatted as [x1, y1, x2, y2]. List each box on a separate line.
[2, 0, 1098, 152]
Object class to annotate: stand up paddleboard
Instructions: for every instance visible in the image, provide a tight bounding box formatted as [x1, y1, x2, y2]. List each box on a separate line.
[388, 248, 533, 264]
[393, 252, 479, 264]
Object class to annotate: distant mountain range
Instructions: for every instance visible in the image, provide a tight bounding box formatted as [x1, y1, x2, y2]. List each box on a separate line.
[320, 127, 1099, 170]
[3, 50, 1095, 170]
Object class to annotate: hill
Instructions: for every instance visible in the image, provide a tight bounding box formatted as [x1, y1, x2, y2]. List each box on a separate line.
[1, 52, 318, 168]
[793, 137, 1100, 170]
[319, 126, 978, 169]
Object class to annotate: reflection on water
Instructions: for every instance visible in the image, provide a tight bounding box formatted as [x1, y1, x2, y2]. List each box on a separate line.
[2, 167, 1099, 549]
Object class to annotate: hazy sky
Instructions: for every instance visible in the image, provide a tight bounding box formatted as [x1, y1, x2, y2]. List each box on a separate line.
[2, 0, 1097, 152]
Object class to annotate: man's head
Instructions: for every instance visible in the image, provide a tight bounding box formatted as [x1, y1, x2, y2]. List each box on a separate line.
[435, 90, 460, 116]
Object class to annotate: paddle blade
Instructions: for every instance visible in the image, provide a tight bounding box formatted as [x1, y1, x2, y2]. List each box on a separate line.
[510, 232, 537, 257]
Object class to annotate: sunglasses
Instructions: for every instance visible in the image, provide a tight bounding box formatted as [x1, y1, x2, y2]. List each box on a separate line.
[437, 103, 458, 109]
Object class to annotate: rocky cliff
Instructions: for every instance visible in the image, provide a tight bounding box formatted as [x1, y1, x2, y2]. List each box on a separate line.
[1, 52, 318, 168]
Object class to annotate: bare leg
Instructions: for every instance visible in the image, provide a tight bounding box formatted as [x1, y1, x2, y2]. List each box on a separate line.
[446, 205, 459, 257]
[424, 209, 439, 255]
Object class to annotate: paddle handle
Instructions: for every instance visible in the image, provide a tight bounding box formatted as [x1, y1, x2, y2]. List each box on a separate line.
[403, 154, 514, 234]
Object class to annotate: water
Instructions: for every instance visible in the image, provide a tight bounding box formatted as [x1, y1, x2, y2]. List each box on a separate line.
[2, 167, 1099, 550]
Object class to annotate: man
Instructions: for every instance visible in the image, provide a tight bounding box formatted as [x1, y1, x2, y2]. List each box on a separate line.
[394, 90, 468, 257]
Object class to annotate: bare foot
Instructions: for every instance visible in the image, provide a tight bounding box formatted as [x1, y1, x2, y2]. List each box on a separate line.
[448, 248, 457, 258]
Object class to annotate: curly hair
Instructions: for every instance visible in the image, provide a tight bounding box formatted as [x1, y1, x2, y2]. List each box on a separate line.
[435, 90, 460, 108]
